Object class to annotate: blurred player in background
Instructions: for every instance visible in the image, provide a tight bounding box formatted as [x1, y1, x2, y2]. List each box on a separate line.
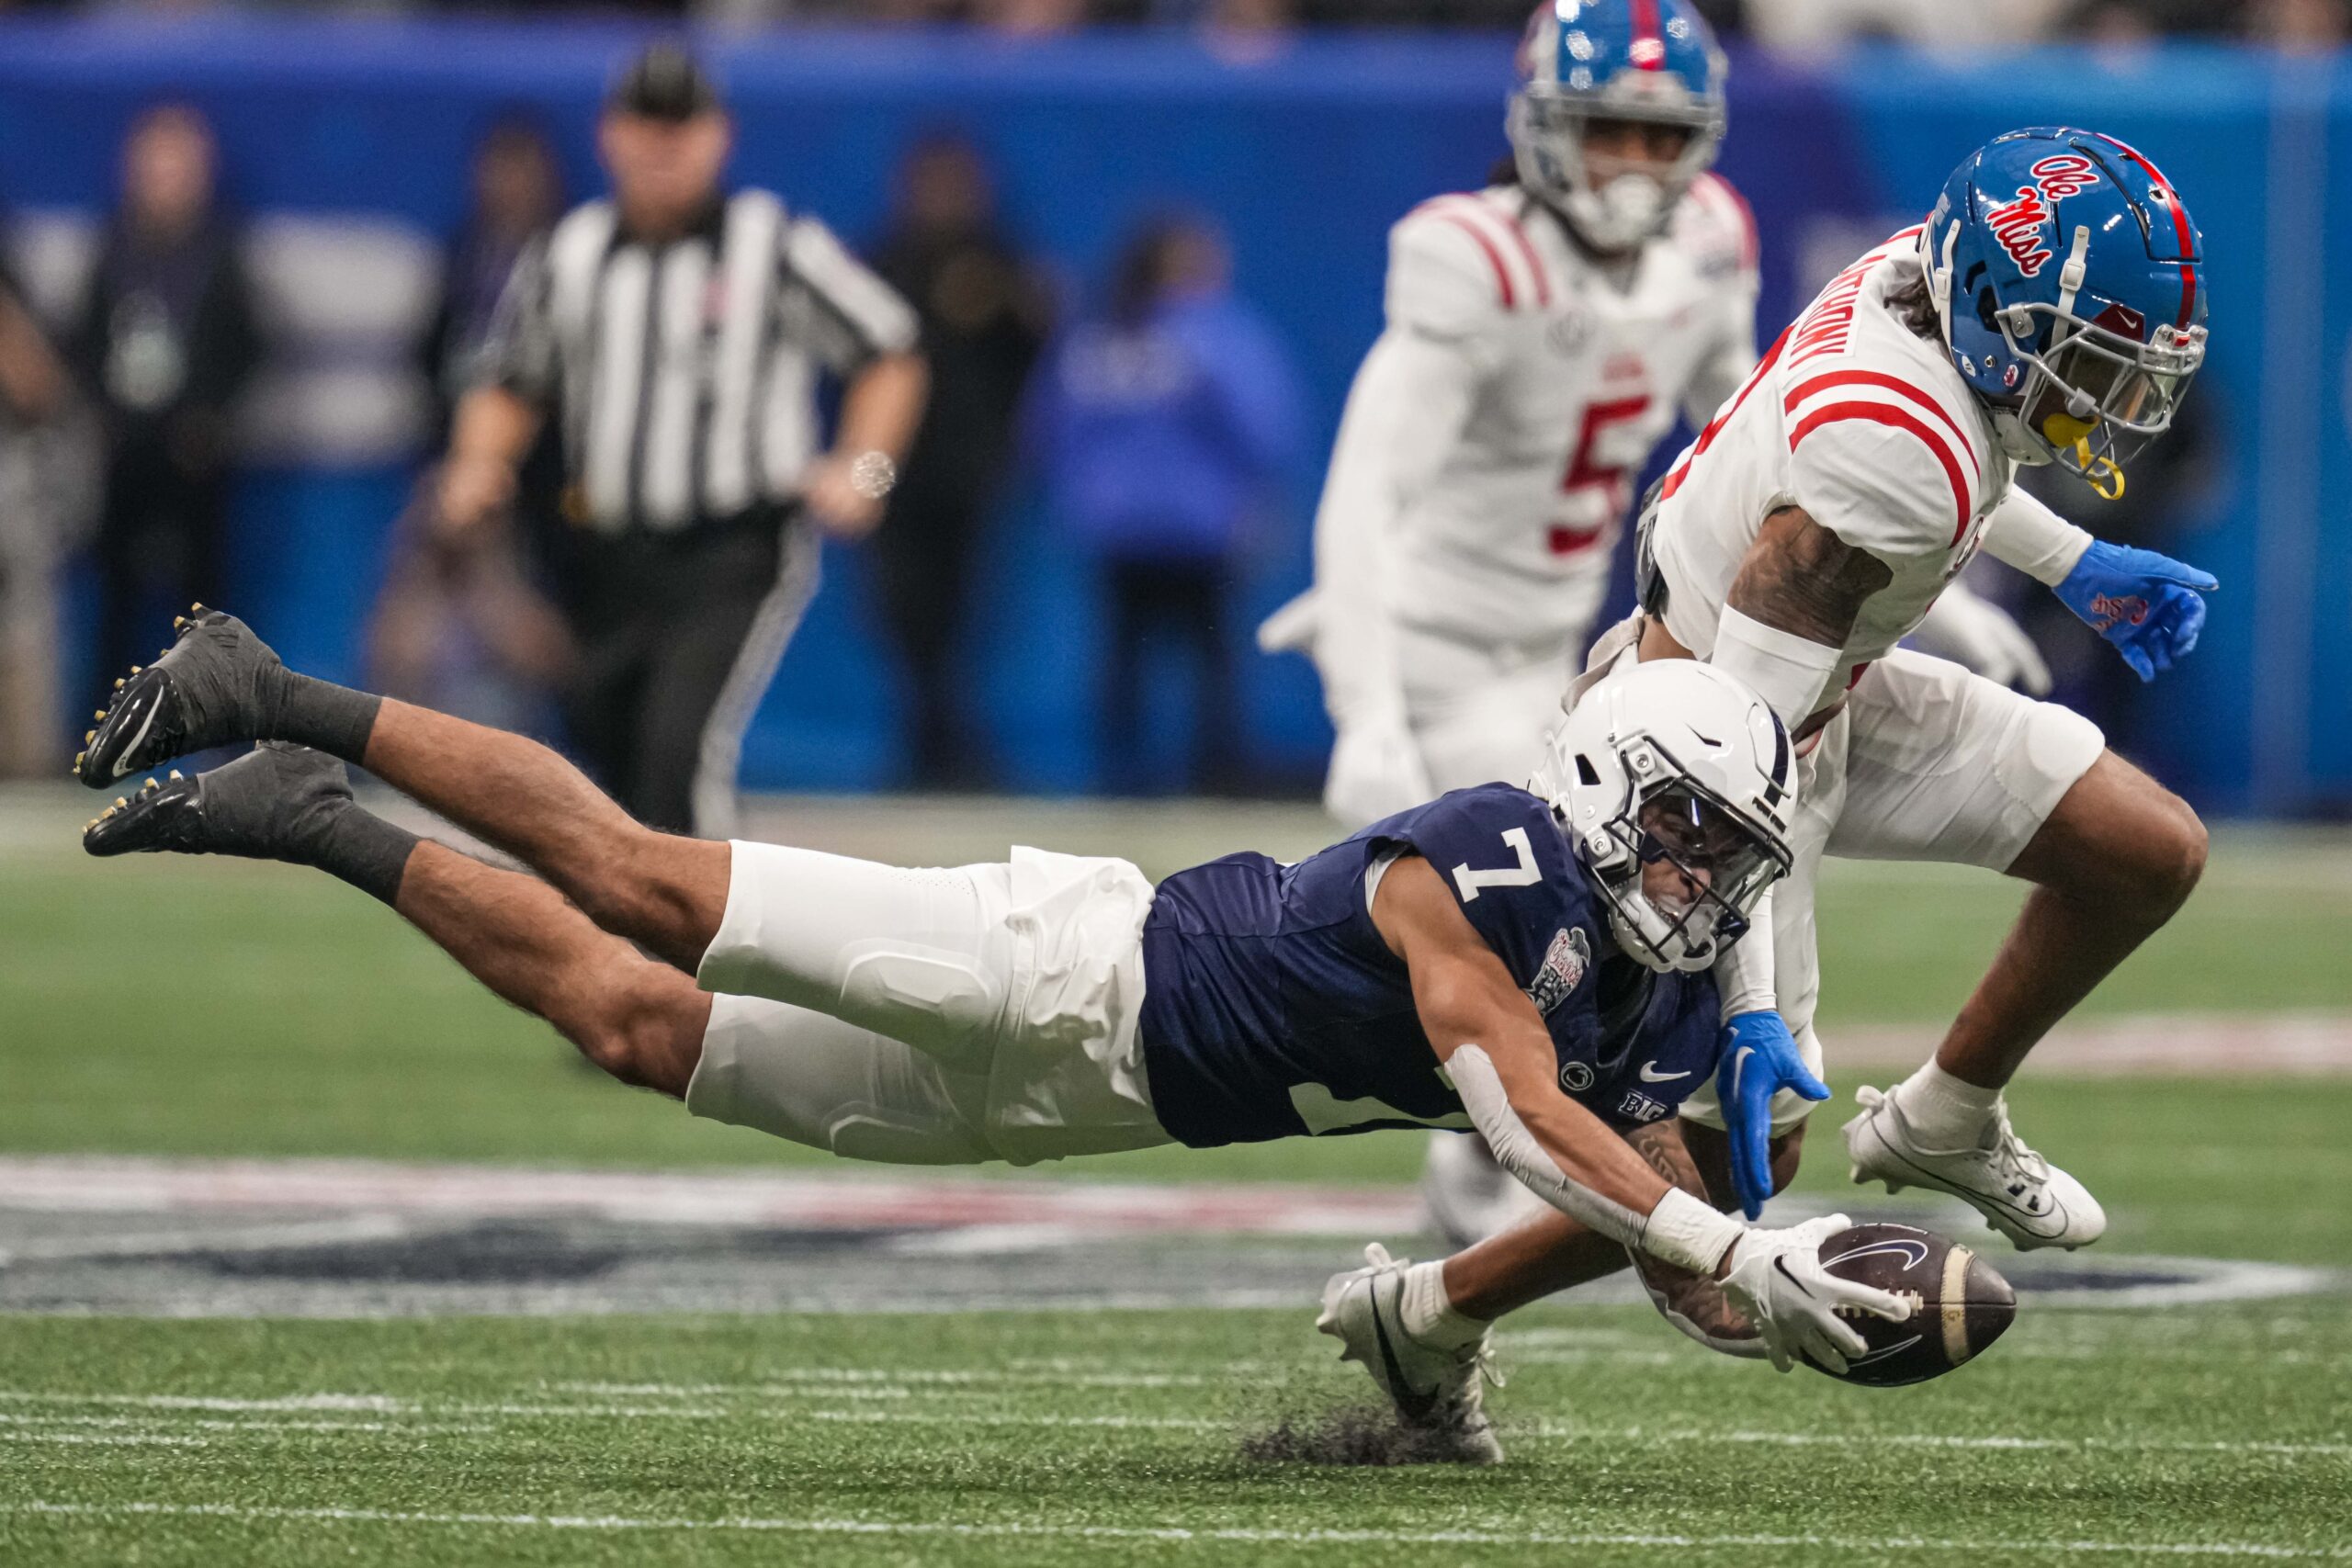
[1266, 0, 2046, 1241]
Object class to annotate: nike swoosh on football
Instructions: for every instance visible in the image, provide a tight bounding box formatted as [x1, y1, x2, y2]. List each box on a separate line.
[1368, 1290, 1441, 1425]
[1638, 1061, 1691, 1083]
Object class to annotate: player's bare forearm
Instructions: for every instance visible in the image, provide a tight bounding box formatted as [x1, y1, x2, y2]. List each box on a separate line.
[362, 698, 731, 974]
[1726, 505, 1893, 648]
[394, 840, 711, 1098]
[833, 351, 928, 465]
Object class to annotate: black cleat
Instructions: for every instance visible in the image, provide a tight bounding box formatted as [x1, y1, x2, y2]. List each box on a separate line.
[77, 607, 291, 789]
[85, 743, 353, 863]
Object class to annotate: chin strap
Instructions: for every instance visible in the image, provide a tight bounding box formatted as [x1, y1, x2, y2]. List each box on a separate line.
[2076, 443, 2126, 500]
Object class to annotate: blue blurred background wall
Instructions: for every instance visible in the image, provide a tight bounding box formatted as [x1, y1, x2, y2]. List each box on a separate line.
[0, 20, 2342, 812]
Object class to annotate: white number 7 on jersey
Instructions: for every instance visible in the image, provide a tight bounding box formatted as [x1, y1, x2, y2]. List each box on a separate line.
[1452, 828, 1540, 902]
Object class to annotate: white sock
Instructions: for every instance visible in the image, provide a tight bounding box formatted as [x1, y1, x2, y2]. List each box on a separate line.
[1894, 1060, 2002, 1147]
[1399, 1259, 1488, 1352]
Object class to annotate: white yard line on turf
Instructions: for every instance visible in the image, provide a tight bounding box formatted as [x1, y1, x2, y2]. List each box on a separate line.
[0, 1431, 207, 1447]
[4, 1501, 2346, 1558]
[3, 1389, 2344, 1460]
[0, 1413, 492, 1436]
[560, 1370, 1225, 1393]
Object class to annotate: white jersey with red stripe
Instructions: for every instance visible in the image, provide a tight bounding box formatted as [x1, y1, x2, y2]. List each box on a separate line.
[1646, 227, 2015, 716]
[1363, 176, 1758, 652]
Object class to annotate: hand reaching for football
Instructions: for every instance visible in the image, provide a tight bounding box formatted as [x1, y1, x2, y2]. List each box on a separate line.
[1717, 1213, 1914, 1374]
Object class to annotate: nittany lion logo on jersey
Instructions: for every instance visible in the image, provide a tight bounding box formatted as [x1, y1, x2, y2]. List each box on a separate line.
[1526, 927, 1591, 1016]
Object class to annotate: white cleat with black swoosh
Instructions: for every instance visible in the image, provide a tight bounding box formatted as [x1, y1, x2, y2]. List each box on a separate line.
[1843, 1084, 2107, 1251]
[1315, 1244, 1503, 1464]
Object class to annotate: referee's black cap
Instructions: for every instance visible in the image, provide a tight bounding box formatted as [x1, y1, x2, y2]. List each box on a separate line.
[606, 43, 723, 122]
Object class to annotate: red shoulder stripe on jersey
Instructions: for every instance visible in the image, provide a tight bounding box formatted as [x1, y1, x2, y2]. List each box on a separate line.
[1416, 203, 1517, 310]
[1788, 400, 1973, 545]
[1631, 0, 1665, 67]
[1497, 202, 1554, 309]
[2089, 133, 2197, 330]
[1695, 173, 1758, 270]
[1782, 369, 1983, 468]
[1660, 321, 1792, 501]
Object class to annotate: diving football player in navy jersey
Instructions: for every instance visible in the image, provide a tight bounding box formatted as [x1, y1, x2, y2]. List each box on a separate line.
[78, 613, 1914, 1461]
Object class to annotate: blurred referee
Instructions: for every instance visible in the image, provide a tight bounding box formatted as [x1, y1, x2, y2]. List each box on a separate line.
[438, 44, 926, 837]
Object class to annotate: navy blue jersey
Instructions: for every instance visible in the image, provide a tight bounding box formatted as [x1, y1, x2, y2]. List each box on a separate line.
[1136, 784, 1721, 1149]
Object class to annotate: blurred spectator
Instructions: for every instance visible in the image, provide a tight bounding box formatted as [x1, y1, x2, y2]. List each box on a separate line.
[441, 44, 925, 836]
[2251, 0, 2350, 49]
[73, 103, 260, 690]
[1028, 214, 1302, 795]
[867, 133, 1051, 789]
[2059, 0, 2239, 39]
[369, 117, 573, 737]
[976, 0, 1090, 31]
[0, 253, 91, 778]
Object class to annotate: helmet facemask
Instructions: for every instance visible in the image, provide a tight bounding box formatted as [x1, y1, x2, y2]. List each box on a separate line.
[1509, 88, 1721, 254]
[1563, 739, 1790, 975]
[1974, 223, 2206, 499]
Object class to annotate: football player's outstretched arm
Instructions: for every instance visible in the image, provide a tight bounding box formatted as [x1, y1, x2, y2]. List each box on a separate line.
[1374, 853, 1913, 1371]
[1371, 855, 1736, 1273]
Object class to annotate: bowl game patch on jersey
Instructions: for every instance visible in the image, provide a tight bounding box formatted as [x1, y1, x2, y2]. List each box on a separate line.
[1526, 926, 1592, 1015]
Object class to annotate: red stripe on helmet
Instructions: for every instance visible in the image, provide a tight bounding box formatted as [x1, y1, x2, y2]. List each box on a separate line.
[2089, 132, 2199, 330]
[1630, 0, 1666, 68]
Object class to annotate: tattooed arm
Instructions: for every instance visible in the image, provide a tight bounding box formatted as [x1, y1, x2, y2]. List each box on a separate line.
[1704, 504, 1894, 732]
[1623, 1119, 1766, 1356]
[1730, 506, 1894, 647]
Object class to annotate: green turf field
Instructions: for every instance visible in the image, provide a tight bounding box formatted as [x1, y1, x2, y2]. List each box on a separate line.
[3, 788, 2348, 1564]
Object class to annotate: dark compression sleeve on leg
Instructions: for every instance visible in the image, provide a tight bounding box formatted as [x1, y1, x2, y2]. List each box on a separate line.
[306, 803, 419, 907]
[272, 675, 385, 764]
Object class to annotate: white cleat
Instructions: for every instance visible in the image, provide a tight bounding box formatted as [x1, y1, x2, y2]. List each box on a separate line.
[1843, 1084, 2107, 1251]
[1315, 1243, 1504, 1464]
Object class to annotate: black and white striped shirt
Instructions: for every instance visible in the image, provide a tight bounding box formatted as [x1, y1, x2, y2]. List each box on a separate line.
[481, 188, 917, 534]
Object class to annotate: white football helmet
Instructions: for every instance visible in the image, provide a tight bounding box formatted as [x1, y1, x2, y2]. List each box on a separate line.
[1533, 660, 1793, 975]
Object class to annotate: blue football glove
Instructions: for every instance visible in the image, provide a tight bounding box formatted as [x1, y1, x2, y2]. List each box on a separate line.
[2053, 541, 2217, 682]
[1718, 1010, 1830, 1222]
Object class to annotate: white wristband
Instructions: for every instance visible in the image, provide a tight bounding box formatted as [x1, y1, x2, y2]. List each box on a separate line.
[1713, 604, 1846, 731]
[1642, 1186, 1745, 1276]
[1714, 886, 1778, 1021]
[1981, 489, 2093, 586]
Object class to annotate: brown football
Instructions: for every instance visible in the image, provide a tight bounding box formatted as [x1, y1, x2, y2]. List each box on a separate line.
[1804, 1222, 2017, 1387]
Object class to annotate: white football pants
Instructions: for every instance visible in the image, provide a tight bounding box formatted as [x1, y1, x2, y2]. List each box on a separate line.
[686, 841, 1173, 1167]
